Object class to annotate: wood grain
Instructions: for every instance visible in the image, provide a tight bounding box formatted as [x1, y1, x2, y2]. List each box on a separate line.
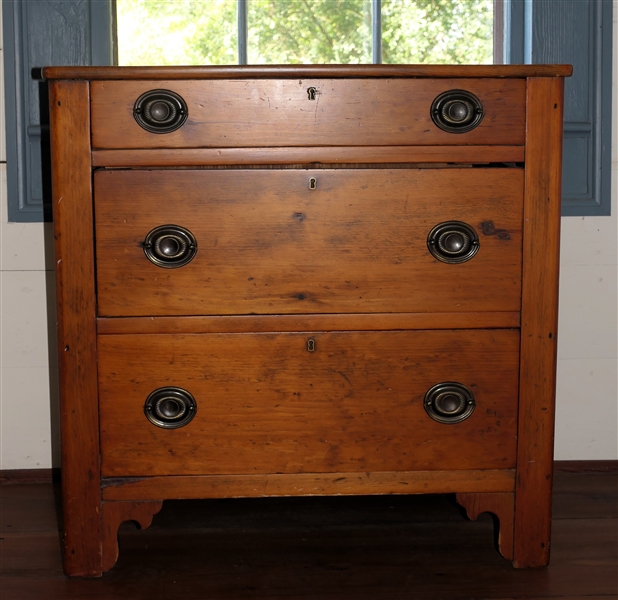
[554, 460, 618, 473]
[4, 472, 616, 599]
[98, 329, 520, 477]
[91, 145, 526, 167]
[96, 312, 521, 335]
[553, 472, 618, 520]
[42, 64, 574, 80]
[46, 65, 571, 575]
[7, 459, 610, 484]
[513, 77, 565, 568]
[456, 492, 515, 561]
[1, 517, 614, 599]
[49, 80, 102, 577]
[101, 470, 515, 501]
[0, 484, 60, 534]
[94, 168, 524, 317]
[101, 501, 162, 572]
[0, 468, 60, 484]
[90, 79, 525, 148]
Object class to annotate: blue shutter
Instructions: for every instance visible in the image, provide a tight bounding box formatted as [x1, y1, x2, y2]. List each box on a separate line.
[4, 1, 612, 219]
[2, 0, 114, 222]
[505, 0, 613, 216]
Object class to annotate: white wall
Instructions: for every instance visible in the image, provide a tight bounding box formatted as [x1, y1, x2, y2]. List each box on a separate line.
[0, 13, 616, 470]
[0, 7, 60, 470]
[554, 6, 618, 460]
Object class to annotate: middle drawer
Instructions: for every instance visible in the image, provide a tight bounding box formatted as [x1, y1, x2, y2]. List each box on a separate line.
[95, 168, 524, 316]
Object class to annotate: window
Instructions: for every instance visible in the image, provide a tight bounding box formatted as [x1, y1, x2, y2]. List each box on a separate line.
[2, 0, 612, 221]
[116, 0, 496, 66]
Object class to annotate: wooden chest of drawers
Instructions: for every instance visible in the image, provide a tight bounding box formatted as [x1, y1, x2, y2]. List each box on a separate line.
[43, 64, 571, 577]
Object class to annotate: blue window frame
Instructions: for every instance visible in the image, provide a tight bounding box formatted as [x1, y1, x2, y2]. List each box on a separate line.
[505, 0, 613, 216]
[2, 0, 114, 222]
[2, 0, 612, 221]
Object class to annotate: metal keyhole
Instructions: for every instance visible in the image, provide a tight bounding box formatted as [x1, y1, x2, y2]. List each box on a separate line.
[309, 177, 317, 190]
[307, 87, 317, 100]
[307, 338, 316, 352]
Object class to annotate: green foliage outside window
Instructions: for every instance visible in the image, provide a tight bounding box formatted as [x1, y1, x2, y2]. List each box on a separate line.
[117, 0, 238, 65]
[248, 0, 372, 64]
[117, 0, 493, 66]
[382, 0, 493, 64]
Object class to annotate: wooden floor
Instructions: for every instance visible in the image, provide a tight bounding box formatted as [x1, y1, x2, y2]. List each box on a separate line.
[1, 470, 616, 599]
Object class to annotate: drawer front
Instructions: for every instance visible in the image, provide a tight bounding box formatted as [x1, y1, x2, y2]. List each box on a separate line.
[99, 329, 519, 477]
[91, 78, 525, 148]
[94, 168, 524, 317]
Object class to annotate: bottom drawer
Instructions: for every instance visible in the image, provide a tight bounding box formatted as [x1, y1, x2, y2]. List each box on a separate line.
[98, 329, 519, 477]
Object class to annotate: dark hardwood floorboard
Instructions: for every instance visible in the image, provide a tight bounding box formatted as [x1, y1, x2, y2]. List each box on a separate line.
[552, 473, 618, 520]
[1, 471, 616, 599]
[0, 484, 60, 534]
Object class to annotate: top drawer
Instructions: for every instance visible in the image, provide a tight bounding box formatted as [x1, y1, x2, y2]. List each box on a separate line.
[90, 78, 526, 149]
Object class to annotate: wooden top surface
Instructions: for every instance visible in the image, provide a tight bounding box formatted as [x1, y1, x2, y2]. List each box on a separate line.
[42, 64, 573, 80]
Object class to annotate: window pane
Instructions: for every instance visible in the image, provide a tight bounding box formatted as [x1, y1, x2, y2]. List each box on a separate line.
[116, 0, 237, 65]
[247, 0, 372, 64]
[382, 0, 493, 64]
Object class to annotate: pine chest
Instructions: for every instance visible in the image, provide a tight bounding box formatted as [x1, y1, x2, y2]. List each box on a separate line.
[44, 64, 571, 576]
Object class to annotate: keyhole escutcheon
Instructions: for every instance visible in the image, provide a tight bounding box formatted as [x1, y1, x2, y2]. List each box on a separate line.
[309, 177, 317, 190]
[307, 87, 317, 100]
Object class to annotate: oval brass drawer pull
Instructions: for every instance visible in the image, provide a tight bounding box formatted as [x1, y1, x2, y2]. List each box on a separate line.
[431, 89, 484, 134]
[133, 89, 188, 134]
[424, 382, 476, 424]
[144, 386, 197, 429]
[143, 224, 197, 269]
[427, 220, 480, 264]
